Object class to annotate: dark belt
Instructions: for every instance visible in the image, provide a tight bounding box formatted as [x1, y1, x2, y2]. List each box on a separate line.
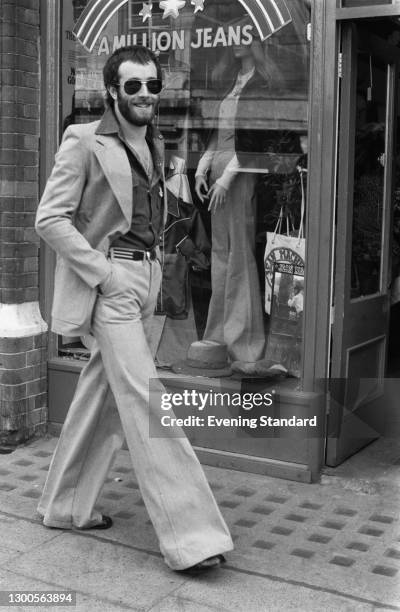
[109, 246, 158, 261]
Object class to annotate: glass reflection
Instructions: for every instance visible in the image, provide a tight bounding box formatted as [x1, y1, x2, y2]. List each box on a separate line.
[59, 0, 310, 378]
[351, 54, 386, 298]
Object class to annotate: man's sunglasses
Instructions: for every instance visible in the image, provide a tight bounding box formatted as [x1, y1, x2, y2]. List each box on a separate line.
[116, 78, 163, 95]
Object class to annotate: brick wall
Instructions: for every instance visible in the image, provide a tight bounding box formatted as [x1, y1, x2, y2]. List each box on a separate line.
[0, 0, 48, 449]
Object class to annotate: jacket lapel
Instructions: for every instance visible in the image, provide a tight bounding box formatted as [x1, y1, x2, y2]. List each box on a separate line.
[93, 108, 166, 226]
[94, 135, 133, 224]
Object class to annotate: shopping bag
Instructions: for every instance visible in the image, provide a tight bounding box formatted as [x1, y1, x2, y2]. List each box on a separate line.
[264, 223, 305, 314]
[263, 168, 306, 377]
[266, 259, 305, 377]
[264, 168, 306, 314]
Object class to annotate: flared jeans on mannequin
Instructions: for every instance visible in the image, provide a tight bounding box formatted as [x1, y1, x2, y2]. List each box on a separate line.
[204, 169, 265, 362]
[37, 257, 233, 570]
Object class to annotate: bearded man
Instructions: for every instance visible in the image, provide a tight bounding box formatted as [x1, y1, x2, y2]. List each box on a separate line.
[35, 45, 233, 573]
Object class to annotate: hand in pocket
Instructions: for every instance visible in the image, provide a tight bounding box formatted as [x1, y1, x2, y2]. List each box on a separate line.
[98, 264, 114, 295]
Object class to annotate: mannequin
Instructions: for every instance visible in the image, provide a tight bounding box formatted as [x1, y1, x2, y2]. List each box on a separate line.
[194, 41, 268, 363]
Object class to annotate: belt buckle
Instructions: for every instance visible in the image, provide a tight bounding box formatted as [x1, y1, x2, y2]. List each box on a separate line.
[109, 247, 155, 262]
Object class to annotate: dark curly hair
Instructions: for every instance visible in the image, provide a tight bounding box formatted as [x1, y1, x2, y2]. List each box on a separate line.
[103, 45, 162, 107]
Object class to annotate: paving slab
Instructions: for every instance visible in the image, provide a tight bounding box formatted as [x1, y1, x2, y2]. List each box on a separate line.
[5, 532, 185, 610]
[0, 514, 61, 553]
[0, 546, 21, 566]
[165, 567, 378, 612]
[147, 595, 225, 612]
[0, 568, 139, 611]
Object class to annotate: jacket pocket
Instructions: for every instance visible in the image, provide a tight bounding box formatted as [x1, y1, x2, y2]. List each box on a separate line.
[98, 264, 114, 295]
[52, 258, 96, 326]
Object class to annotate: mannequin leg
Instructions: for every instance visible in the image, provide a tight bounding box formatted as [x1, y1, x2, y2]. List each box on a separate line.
[204, 172, 265, 361]
[223, 173, 265, 361]
[202, 207, 229, 345]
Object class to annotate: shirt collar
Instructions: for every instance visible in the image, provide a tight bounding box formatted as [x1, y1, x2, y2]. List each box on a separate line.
[95, 106, 164, 183]
[95, 106, 161, 144]
[95, 106, 120, 135]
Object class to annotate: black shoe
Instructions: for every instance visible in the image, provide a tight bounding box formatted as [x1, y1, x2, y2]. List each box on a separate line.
[80, 515, 113, 530]
[178, 554, 226, 575]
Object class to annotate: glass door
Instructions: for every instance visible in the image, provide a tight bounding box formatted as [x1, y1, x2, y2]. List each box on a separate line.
[327, 21, 399, 466]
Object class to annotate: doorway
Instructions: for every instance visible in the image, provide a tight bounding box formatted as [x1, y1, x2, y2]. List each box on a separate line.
[327, 18, 400, 467]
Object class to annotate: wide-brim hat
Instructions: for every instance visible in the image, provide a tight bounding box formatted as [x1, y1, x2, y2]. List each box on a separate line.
[171, 340, 232, 378]
[171, 361, 232, 378]
[231, 360, 288, 378]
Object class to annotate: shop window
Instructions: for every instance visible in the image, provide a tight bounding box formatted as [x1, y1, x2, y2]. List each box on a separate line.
[59, 0, 311, 379]
[351, 53, 386, 299]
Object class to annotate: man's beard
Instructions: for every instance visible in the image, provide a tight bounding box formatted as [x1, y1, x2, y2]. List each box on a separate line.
[117, 90, 156, 126]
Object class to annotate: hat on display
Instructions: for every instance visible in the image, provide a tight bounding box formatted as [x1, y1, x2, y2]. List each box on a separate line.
[171, 340, 232, 378]
[231, 360, 288, 378]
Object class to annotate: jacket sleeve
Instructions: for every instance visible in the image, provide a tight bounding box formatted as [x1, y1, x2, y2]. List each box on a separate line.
[35, 125, 111, 288]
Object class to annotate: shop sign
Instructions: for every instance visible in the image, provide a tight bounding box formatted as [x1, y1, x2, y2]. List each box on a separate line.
[96, 25, 255, 55]
[72, 0, 292, 54]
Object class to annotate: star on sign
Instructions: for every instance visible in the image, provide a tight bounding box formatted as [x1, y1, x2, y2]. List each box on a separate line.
[159, 0, 186, 19]
[191, 0, 204, 13]
[139, 2, 153, 22]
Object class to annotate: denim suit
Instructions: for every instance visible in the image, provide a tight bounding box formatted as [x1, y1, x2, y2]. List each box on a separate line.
[35, 108, 233, 570]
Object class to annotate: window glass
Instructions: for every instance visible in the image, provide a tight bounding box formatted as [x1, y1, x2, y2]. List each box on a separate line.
[351, 53, 387, 298]
[59, 0, 311, 379]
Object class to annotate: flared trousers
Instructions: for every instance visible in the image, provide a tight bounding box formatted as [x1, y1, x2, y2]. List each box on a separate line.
[38, 257, 233, 570]
[204, 166, 265, 362]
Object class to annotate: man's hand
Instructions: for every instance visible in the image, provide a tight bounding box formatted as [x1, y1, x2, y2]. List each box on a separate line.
[207, 183, 227, 213]
[195, 175, 209, 203]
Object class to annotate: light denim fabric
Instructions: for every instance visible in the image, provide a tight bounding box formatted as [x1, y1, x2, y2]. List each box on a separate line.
[38, 258, 233, 570]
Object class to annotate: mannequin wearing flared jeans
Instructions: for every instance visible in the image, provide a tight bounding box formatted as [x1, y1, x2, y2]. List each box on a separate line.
[204, 153, 265, 362]
[195, 61, 265, 363]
